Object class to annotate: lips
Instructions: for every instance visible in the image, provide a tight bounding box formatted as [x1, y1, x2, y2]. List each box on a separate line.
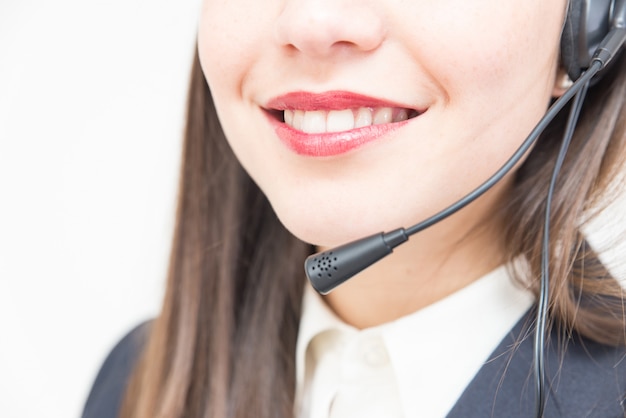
[264, 91, 423, 157]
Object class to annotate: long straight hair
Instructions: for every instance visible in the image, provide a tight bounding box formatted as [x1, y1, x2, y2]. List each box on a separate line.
[120, 52, 626, 418]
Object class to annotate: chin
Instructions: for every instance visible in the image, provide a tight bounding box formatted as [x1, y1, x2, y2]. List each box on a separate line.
[272, 203, 397, 248]
[283, 224, 367, 249]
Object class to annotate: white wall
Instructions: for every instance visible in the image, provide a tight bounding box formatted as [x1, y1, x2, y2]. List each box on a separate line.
[0, 1, 200, 417]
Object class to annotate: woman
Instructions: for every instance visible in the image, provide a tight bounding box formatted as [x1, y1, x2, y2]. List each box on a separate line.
[83, 0, 626, 417]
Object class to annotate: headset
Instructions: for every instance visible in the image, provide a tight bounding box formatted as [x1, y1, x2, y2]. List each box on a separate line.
[304, 0, 625, 416]
[561, 0, 624, 81]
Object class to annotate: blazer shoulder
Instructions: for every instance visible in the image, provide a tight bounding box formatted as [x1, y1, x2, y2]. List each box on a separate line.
[448, 312, 626, 418]
[82, 321, 152, 418]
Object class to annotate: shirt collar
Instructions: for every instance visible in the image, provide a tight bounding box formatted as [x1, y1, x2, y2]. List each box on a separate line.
[295, 279, 355, 395]
[294, 264, 534, 417]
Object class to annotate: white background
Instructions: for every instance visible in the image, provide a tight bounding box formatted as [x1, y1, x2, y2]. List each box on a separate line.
[1, 2, 625, 418]
[0, 1, 200, 417]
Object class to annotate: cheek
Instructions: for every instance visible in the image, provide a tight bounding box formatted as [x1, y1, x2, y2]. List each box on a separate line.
[410, 1, 563, 158]
[197, 1, 271, 169]
[412, 0, 563, 99]
[198, 1, 265, 95]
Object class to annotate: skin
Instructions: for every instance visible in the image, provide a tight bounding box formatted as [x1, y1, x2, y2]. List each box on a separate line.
[198, 0, 568, 328]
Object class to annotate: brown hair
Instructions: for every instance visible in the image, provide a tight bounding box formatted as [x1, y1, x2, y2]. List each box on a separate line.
[120, 51, 626, 417]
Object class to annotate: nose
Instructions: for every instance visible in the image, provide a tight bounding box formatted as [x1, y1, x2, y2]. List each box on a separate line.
[275, 0, 386, 58]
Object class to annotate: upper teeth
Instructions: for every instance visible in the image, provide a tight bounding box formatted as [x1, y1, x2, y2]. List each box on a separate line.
[283, 107, 410, 134]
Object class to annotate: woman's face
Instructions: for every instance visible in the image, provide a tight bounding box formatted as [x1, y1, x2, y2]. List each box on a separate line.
[198, 0, 567, 247]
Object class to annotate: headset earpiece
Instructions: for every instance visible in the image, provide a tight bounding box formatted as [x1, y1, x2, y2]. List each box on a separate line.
[561, 0, 615, 80]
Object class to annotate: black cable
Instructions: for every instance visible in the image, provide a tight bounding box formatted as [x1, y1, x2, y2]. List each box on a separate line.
[533, 78, 591, 418]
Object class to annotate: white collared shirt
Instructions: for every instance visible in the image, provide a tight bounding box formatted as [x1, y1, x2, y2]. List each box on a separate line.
[294, 265, 534, 418]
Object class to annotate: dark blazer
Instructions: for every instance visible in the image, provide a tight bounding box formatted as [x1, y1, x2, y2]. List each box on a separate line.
[82, 312, 626, 418]
[82, 321, 150, 418]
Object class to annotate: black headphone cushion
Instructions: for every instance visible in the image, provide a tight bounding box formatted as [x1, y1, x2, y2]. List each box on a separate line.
[561, 0, 584, 80]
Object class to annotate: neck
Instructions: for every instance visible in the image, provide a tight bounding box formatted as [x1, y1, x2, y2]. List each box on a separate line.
[321, 181, 510, 329]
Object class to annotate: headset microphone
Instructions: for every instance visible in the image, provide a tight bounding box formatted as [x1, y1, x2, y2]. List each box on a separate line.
[305, 1, 626, 295]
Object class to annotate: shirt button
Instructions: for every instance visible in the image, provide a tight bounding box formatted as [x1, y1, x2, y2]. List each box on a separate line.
[361, 338, 389, 367]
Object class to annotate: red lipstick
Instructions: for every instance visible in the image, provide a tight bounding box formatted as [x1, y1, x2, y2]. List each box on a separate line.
[264, 91, 421, 157]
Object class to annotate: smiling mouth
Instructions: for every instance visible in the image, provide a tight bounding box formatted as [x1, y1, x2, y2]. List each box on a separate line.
[263, 91, 425, 156]
[279, 107, 420, 134]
